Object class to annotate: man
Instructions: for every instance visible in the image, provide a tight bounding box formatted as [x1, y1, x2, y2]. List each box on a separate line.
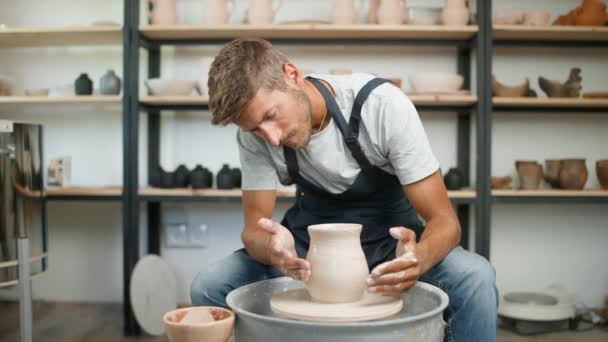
[191, 38, 498, 341]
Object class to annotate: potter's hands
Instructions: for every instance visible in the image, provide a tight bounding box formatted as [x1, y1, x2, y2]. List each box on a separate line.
[258, 218, 311, 282]
[368, 227, 420, 297]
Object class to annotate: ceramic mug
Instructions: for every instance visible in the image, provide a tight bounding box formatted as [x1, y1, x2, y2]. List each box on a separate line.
[332, 0, 364, 25]
[247, 0, 283, 25]
[204, 0, 236, 24]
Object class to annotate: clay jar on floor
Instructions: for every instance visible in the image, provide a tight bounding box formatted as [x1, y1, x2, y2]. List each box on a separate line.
[516, 160, 543, 190]
[306, 223, 369, 304]
[559, 159, 588, 190]
[597, 160, 608, 190]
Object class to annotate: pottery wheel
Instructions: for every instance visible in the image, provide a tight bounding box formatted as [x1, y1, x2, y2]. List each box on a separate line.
[270, 288, 403, 322]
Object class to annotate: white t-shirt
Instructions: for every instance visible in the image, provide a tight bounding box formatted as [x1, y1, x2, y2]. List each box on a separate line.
[237, 73, 440, 194]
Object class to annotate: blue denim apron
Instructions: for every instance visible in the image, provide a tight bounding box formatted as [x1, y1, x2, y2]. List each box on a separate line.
[280, 77, 425, 270]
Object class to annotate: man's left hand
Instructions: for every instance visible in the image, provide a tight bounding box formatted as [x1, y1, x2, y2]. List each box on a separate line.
[367, 227, 421, 297]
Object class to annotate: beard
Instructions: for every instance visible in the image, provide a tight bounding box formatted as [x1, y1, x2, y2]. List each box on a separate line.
[288, 88, 314, 149]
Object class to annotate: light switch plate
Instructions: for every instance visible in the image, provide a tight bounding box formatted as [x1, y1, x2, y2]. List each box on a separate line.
[164, 223, 188, 248]
[0, 120, 13, 133]
[188, 224, 209, 248]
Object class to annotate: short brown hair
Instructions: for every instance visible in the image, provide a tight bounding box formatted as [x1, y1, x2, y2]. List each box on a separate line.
[208, 38, 290, 126]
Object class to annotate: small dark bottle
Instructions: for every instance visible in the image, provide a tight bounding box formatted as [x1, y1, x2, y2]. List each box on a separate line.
[443, 167, 464, 190]
[216, 164, 235, 189]
[231, 167, 242, 188]
[174, 165, 190, 188]
[75, 73, 93, 95]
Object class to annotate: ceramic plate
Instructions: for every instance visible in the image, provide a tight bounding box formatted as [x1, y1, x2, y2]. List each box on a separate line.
[130, 255, 177, 335]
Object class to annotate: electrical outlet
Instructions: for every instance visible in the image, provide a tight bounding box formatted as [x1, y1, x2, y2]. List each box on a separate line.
[165, 223, 189, 248]
[0, 120, 13, 133]
[188, 224, 209, 248]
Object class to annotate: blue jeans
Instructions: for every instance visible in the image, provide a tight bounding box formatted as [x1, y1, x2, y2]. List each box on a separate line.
[191, 246, 498, 342]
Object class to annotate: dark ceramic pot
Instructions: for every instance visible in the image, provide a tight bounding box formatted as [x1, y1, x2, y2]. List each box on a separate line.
[232, 167, 242, 188]
[75, 73, 93, 95]
[174, 165, 190, 188]
[516, 160, 543, 190]
[100, 69, 122, 95]
[443, 168, 464, 190]
[543, 159, 561, 189]
[190, 165, 213, 189]
[597, 160, 608, 190]
[159, 166, 175, 188]
[559, 159, 588, 190]
[217, 164, 234, 189]
[149, 166, 161, 187]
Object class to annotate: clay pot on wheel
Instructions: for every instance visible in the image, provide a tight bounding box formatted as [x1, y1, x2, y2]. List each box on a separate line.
[543, 159, 562, 189]
[306, 223, 369, 303]
[516, 160, 543, 190]
[559, 159, 588, 190]
[597, 160, 608, 190]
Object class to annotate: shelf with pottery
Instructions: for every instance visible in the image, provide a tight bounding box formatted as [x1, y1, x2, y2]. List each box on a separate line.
[492, 97, 608, 111]
[492, 189, 608, 204]
[139, 94, 477, 110]
[46, 186, 122, 201]
[0, 25, 122, 48]
[137, 187, 476, 203]
[138, 24, 478, 43]
[493, 25, 608, 43]
[0, 96, 122, 105]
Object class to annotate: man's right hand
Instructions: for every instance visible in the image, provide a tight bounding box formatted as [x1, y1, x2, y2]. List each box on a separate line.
[258, 218, 311, 282]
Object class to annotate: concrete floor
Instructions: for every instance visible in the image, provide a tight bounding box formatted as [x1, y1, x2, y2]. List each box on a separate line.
[0, 301, 606, 341]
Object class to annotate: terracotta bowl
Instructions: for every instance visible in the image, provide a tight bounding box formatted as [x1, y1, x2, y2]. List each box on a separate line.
[409, 72, 463, 93]
[163, 306, 234, 342]
[145, 79, 198, 96]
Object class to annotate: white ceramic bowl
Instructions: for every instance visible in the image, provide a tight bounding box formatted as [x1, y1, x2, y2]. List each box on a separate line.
[163, 306, 234, 342]
[407, 7, 442, 25]
[145, 79, 198, 96]
[409, 72, 464, 93]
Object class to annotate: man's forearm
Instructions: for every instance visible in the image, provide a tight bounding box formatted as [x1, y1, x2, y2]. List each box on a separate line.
[416, 215, 461, 274]
[241, 227, 274, 266]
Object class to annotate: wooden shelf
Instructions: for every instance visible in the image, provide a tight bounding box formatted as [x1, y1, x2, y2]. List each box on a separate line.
[0, 96, 121, 105]
[140, 94, 477, 109]
[493, 97, 608, 110]
[0, 26, 122, 48]
[139, 24, 477, 41]
[46, 186, 122, 200]
[493, 25, 608, 42]
[493, 189, 608, 204]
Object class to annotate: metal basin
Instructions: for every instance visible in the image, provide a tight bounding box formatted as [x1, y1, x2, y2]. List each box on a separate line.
[227, 277, 448, 342]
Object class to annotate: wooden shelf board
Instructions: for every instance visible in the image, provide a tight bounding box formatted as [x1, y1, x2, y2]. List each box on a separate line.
[447, 189, 476, 199]
[46, 186, 122, 197]
[140, 95, 477, 107]
[138, 187, 296, 198]
[493, 189, 608, 197]
[493, 25, 608, 42]
[0, 26, 122, 48]
[0, 96, 121, 105]
[140, 24, 477, 41]
[493, 97, 608, 108]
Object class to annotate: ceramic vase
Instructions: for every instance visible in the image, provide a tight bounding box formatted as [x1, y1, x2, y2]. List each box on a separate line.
[149, 0, 177, 25]
[75, 73, 93, 95]
[332, 0, 363, 25]
[217, 164, 235, 189]
[443, 167, 464, 190]
[543, 159, 562, 189]
[247, 0, 283, 25]
[306, 223, 369, 303]
[367, 0, 381, 24]
[377, 0, 407, 25]
[559, 159, 588, 190]
[596, 160, 608, 190]
[204, 0, 235, 25]
[190, 165, 213, 189]
[0, 76, 15, 96]
[174, 165, 190, 188]
[516, 161, 543, 190]
[492, 76, 530, 97]
[441, 0, 469, 26]
[575, 0, 607, 26]
[231, 167, 242, 188]
[100, 70, 122, 95]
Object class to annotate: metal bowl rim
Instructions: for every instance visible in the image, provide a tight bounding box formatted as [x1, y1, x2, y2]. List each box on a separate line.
[226, 277, 449, 327]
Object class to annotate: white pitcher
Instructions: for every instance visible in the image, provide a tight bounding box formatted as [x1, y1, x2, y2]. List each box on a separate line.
[203, 0, 235, 25]
[247, 0, 283, 25]
[332, 0, 363, 25]
[149, 0, 177, 25]
[377, 0, 407, 25]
